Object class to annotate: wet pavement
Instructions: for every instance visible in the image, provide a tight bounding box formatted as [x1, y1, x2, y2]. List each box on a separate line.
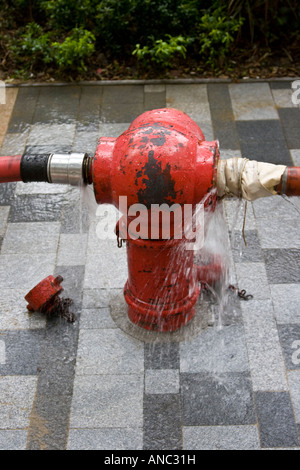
[0, 79, 300, 450]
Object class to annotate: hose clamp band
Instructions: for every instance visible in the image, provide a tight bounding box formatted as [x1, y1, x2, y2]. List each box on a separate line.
[47, 153, 88, 185]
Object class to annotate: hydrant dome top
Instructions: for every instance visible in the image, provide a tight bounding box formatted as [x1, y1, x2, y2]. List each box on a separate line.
[92, 107, 219, 209]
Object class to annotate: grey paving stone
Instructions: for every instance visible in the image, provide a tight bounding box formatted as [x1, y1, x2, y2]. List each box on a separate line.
[8, 194, 63, 223]
[67, 427, 143, 450]
[99, 122, 131, 137]
[144, 342, 179, 369]
[290, 149, 300, 165]
[76, 86, 102, 131]
[0, 206, 9, 237]
[32, 86, 80, 124]
[288, 371, 300, 423]
[207, 83, 240, 150]
[0, 253, 56, 289]
[256, 216, 300, 249]
[271, 87, 298, 108]
[181, 372, 256, 426]
[84, 240, 128, 289]
[144, 84, 166, 111]
[263, 248, 300, 283]
[166, 84, 211, 124]
[56, 233, 88, 266]
[76, 328, 144, 375]
[231, 230, 263, 262]
[183, 425, 260, 450]
[0, 329, 44, 375]
[277, 324, 300, 370]
[252, 195, 300, 220]
[241, 300, 288, 391]
[255, 391, 299, 448]
[0, 376, 37, 429]
[1, 222, 60, 254]
[145, 369, 180, 394]
[101, 85, 144, 122]
[229, 83, 278, 120]
[15, 181, 68, 195]
[235, 262, 270, 300]
[80, 307, 116, 329]
[0, 430, 28, 450]
[70, 374, 143, 428]
[278, 108, 300, 148]
[28, 123, 76, 148]
[240, 140, 292, 165]
[82, 287, 123, 309]
[72, 129, 100, 155]
[180, 324, 249, 374]
[143, 393, 182, 450]
[0, 183, 16, 206]
[0, 131, 30, 155]
[270, 284, 300, 323]
[7, 86, 39, 133]
[236, 119, 287, 144]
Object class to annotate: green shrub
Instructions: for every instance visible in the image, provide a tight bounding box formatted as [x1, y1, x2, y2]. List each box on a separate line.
[133, 35, 192, 68]
[51, 28, 96, 72]
[198, 6, 244, 68]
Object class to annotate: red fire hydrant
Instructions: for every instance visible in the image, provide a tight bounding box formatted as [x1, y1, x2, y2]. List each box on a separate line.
[1, 107, 300, 332]
[91, 108, 220, 331]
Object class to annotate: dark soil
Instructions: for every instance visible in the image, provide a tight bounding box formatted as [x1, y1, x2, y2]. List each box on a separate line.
[1, 42, 300, 84]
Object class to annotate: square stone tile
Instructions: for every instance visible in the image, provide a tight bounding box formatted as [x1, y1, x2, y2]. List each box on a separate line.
[277, 324, 300, 370]
[0, 206, 9, 237]
[84, 241, 128, 289]
[166, 84, 211, 122]
[231, 230, 263, 262]
[70, 374, 143, 428]
[28, 123, 76, 147]
[237, 119, 286, 143]
[290, 149, 300, 166]
[263, 248, 300, 283]
[240, 140, 292, 165]
[7, 86, 39, 133]
[0, 430, 28, 450]
[255, 391, 299, 448]
[235, 262, 270, 300]
[241, 300, 288, 391]
[0, 376, 37, 429]
[57, 233, 87, 266]
[0, 183, 16, 206]
[0, 253, 56, 289]
[1, 222, 60, 254]
[229, 83, 278, 120]
[270, 284, 300, 323]
[76, 328, 144, 375]
[288, 371, 300, 423]
[143, 393, 182, 450]
[32, 86, 80, 124]
[0, 131, 30, 155]
[145, 369, 180, 394]
[181, 372, 256, 425]
[180, 324, 249, 373]
[144, 342, 179, 369]
[67, 427, 143, 450]
[0, 330, 44, 375]
[8, 194, 63, 223]
[278, 108, 300, 148]
[271, 87, 299, 108]
[256, 216, 300, 249]
[80, 307, 116, 329]
[252, 195, 300, 219]
[183, 425, 260, 450]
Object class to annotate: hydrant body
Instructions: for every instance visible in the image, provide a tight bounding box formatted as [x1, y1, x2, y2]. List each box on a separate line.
[92, 109, 219, 331]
